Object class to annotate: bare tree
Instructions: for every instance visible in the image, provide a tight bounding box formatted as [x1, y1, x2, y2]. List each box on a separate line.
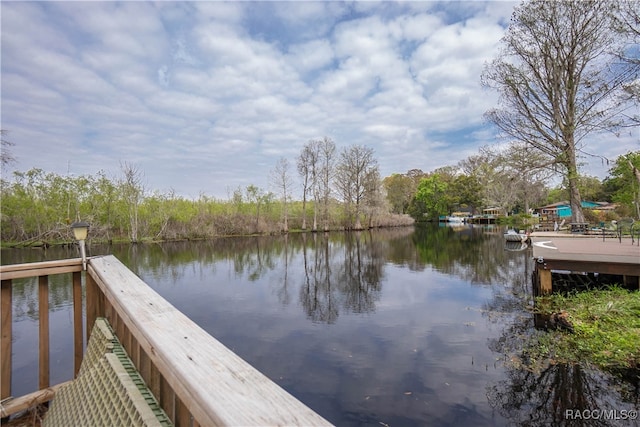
[502, 141, 554, 214]
[335, 145, 379, 230]
[615, 1, 640, 123]
[1, 130, 16, 169]
[615, 1, 640, 60]
[317, 137, 336, 232]
[119, 162, 144, 243]
[460, 145, 542, 215]
[363, 168, 385, 228]
[482, 0, 638, 223]
[297, 140, 320, 231]
[270, 157, 294, 233]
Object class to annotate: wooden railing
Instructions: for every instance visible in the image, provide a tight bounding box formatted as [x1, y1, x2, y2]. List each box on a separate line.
[1, 258, 84, 417]
[1, 255, 332, 426]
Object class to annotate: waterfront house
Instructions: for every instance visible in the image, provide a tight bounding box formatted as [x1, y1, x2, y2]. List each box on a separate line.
[535, 201, 615, 218]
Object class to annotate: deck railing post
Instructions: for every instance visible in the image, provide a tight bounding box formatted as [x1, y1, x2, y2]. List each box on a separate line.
[0, 259, 89, 418]
[1, 279, 12, 401]
[175, 398, 191, 427]
[534, 262, 552, 296]
[72, 271, 83, 377]
[539, 268, 552, 295]
[85, 267, 99, 344]
[38, 275, 50, 390]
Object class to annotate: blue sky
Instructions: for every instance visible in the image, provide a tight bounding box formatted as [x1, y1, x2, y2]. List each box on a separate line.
[1, 1, 636, 199]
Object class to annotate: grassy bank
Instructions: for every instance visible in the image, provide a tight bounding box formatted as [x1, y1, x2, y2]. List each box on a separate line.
[526, 287, 640, 374]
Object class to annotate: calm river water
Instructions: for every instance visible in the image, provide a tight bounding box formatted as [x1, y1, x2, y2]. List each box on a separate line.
[3, 224, 638, 426]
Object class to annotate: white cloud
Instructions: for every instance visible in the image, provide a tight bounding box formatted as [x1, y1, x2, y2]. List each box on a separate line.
[287, 39, 335, 74]
[192, 1, 245, 25]
[389, 13, 443, 41]
[1, 1, 631, 199]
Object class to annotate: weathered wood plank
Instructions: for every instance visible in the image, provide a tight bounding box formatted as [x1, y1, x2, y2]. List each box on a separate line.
[1, 279, 12, 400]
[85, 273, 98, 344]
[116, 309, 125, 344]
[149, 363, 161, 404]
[174, 397, 191, 427]
[123, 323, 132, 356]
[537, 268, 552, 295]
[0, 258, 83, 273]
[1, 265, 83, 281]
[0, 259, 82, 281]
[139, 348, 151, 390]
[38, 276, 49, 390]
[88, 255, 332, 427]
[539, 259, 640, 276]
[0, 381, 71, 418]
[159, 375, 176, 423]
[72, 271, 83, 377]
[130, 335, 141, 370]
[531, 236, 640, 266]
[104, 296, 114, 328]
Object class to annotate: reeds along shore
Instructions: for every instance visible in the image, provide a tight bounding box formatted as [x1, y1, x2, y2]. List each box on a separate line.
[1, 196, 415, 247]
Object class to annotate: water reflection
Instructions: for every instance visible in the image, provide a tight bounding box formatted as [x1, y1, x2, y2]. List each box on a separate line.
[2, 225, 637, 426]
[298, 232, 385, 323]
[112, 231, 394, 322]
[10, 275, 77, 322]
[488, 362, 639, 427]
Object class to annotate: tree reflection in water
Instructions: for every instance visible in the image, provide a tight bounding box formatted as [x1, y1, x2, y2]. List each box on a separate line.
[488, 362, 640, 426]
[300, 232, 339, 323]
[299, 231, 385, 323]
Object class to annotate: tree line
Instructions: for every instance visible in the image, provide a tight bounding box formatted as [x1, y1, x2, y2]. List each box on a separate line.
[2, 139, 638, 246]
[384, 148, 640, 222]
[0, 141, 412, 245]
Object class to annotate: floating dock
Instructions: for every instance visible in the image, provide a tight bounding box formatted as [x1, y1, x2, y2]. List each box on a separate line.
[531, 233, 640, 295]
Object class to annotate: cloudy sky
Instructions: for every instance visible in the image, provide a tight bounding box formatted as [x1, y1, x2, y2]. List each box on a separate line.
[1, 1, 636, 199]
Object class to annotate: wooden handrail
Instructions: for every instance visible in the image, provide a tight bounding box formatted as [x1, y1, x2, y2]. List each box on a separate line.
[1, 256, 331, 426]
[1, 259, 84, 416]
[0, 258, 83, 280]
[88, 255, 331, 426]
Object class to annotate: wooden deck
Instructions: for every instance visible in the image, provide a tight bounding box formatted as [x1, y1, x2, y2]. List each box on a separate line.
[1, 255, 332, 426]
[530, 232, 640, 294]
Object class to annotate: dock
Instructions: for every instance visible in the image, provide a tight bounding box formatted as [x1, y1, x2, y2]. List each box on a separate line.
[1, 255, 332, 426]
[531, 232, 640, 295]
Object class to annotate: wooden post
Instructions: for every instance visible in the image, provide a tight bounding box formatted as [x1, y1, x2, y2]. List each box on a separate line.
[149, 364, 161, 405]
[160, 375, 176, 422]
[139, 349, 151, 390]
[72, 271, 83, 377]
[1, 279, 12, 401]
[622, 275, 640, 290]
[85, 270, 98, 343]
[538, 268, 552, 295]
[175, 397, 191, 427]
[38, 275, 50, 390]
